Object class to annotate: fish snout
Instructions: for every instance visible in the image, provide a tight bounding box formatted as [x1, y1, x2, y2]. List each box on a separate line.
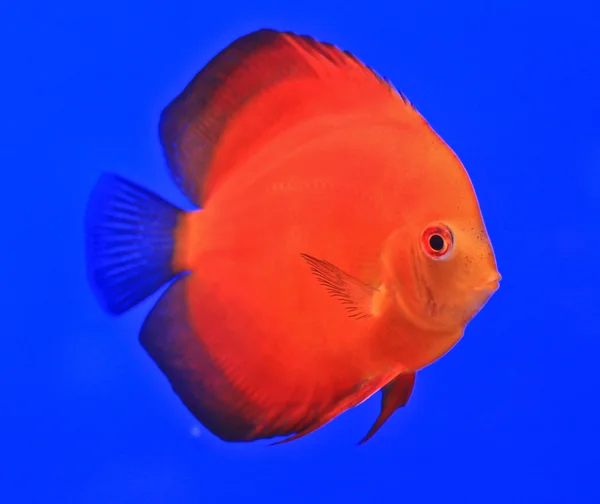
[481, 271, 501, 292]
[463, 271, 500, 323]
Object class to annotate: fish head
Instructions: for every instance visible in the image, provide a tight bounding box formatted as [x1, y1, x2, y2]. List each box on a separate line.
[383, 216, 500, 333]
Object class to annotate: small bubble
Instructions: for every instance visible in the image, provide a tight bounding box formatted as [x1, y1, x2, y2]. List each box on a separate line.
[190, 426, 201, 437]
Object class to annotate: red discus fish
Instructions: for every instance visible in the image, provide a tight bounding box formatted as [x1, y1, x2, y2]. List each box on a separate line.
[85, 29, 500, 444]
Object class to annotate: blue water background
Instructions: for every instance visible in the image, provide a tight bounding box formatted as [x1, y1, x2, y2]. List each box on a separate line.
[2, 1, 599, 502]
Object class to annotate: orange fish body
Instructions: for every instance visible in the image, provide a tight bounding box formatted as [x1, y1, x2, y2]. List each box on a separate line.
[85, 29, 500, 444]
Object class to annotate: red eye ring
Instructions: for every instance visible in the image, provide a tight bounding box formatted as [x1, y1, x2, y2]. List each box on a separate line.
[421, 224, 454, 259]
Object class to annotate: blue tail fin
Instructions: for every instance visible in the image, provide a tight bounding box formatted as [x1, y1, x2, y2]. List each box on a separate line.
[85, 173, 184, 315]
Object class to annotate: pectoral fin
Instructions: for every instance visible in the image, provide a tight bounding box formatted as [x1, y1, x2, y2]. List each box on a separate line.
[300, 253, 378, 319]
[359, 372, 416, 444]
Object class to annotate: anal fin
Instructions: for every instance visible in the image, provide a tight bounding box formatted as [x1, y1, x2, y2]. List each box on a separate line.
[139, 276, 264, 442]
[271, 370, 399, 446]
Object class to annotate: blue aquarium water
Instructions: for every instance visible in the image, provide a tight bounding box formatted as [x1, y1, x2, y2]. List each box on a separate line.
[2, 1, 599, 503]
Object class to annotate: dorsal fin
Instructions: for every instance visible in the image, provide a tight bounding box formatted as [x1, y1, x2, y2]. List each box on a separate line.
[159, 28, 415, 207]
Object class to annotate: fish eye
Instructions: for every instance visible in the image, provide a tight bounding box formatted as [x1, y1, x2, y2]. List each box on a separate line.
[421, 224, 453, 260]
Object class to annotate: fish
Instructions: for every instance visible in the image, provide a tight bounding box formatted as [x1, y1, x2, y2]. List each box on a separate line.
[85, 28, 500, 445]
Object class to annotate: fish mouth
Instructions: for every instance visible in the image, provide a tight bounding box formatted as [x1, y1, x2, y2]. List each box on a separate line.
[464, 273, 501, 322]
[478, 272, 501, 292]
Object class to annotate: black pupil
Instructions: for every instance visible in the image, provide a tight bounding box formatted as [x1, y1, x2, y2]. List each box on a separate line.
[429, 234, 445, 252]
